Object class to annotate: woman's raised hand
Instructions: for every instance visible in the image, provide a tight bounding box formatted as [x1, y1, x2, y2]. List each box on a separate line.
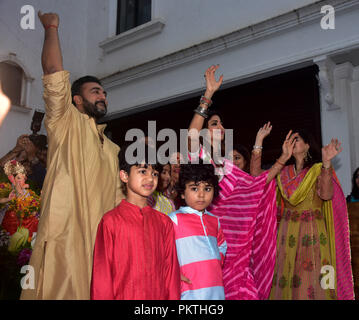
[204, 65, 223, 98]
[281, 130, 297, 161]
[255, 122, 272, 144]
[322, 138, 342, 165]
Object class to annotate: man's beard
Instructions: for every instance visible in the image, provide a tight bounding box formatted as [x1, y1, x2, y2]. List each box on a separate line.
[82, 98, 107, 120]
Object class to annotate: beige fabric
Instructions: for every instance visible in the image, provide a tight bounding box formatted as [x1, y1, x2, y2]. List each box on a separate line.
[21, 71, 124, 300]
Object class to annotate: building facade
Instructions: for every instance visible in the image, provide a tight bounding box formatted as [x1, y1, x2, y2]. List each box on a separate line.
[1, 0, 359, 195]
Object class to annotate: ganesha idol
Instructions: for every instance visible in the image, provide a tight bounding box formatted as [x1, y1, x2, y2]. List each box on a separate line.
[0, 160, 40, 254]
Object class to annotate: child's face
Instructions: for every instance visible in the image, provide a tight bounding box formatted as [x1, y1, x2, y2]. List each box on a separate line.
[121, 164, 159, 198]
[182, 181, 214, 212]
[160, 164, 171, 190]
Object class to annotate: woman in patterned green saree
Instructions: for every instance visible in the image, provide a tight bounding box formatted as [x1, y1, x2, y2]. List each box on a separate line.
[251, 126, 354, 300]
[265, 129, 354, 300]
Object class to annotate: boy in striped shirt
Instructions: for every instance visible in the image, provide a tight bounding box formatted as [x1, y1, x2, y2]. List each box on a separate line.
[169, 161, 227, 300]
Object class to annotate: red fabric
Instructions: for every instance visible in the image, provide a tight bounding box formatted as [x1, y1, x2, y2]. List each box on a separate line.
[21, 216, 38, 237]
[91, 200, 181, 300]
[1, 211, 19, 235]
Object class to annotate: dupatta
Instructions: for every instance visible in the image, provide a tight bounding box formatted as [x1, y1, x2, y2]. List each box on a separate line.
[277, 163, 354, 300]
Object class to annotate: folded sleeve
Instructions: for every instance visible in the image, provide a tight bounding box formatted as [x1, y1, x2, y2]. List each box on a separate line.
[43, 71, 73, 136]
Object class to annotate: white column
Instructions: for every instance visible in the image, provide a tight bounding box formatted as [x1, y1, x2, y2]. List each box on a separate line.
[349, 66, 359, 176]
[314, 56, 352, 196]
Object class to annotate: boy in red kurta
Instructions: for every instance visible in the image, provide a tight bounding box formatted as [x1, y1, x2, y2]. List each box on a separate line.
[91, 144, 181, 300]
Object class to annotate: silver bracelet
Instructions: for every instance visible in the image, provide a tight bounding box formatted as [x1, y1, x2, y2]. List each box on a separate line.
[253, 145, 263, 150]
[194, 106, 209, 118]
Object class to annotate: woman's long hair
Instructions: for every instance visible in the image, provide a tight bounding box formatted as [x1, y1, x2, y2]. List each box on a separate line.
[202, 109, 226, 163]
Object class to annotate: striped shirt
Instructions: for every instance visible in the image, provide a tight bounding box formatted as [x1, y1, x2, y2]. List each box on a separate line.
[169, 206, 227, 300]
[189, 145, 277, 299]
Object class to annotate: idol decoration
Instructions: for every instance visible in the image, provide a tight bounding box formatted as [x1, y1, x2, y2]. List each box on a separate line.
[0, 160, 41, 299]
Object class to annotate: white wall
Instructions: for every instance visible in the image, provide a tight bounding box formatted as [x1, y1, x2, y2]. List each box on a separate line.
[0, 0, 89, 157]
[88, 0, 318, 77]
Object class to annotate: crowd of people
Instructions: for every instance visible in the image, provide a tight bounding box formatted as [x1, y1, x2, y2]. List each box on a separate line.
[0, 11, 357, 300]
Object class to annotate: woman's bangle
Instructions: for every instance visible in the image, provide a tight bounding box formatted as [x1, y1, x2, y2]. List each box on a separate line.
[276, 159, 285, 166]
[200, 95, 212, 107]
[200, 101, 210, 108]
[194, 106, 209, 118]
[322, 164, 331, 170]
[253, 145, 263, 150]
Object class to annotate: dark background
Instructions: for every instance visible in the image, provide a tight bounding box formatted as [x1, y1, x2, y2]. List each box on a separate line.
[106, 65, 322, 167]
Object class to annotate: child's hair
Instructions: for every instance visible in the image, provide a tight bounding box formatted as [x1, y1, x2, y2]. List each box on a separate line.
[176, 160, 220, 199]
[118, 142, 163, 195]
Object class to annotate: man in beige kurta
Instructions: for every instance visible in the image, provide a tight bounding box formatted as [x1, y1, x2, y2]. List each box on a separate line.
[21, 12, 123, 300]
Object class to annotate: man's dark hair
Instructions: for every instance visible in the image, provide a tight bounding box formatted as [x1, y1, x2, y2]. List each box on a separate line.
[71, 76, 102, 106]
[176, 160, 220, 199]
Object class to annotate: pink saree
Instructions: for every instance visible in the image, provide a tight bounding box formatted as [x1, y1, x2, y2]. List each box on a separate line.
[208, 159, 277, 299]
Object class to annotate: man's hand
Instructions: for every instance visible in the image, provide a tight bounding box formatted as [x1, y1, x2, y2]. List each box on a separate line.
[38, 11, 59, 29]
[38, 11, 63, 74]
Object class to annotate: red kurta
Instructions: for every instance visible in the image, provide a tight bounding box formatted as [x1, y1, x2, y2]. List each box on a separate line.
[91, 199, 181, 300]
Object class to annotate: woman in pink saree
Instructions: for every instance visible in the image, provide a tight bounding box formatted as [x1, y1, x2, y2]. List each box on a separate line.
[186, 65, 295, 299]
